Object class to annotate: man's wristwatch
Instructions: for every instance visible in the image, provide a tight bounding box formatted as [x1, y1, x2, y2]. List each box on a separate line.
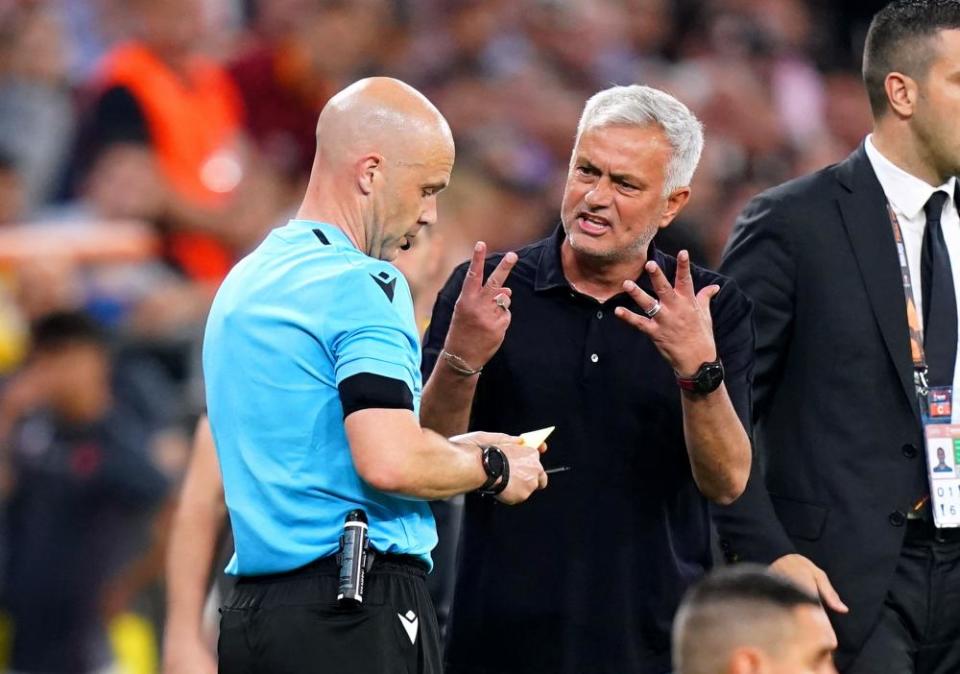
[676, 359, 724, 394]
[479, 445, 510, 495]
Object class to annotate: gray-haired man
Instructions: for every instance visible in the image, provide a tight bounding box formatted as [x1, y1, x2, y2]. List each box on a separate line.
[419, 85, 754, 674]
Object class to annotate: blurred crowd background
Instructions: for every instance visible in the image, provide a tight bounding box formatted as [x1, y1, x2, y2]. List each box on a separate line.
[0, 0, 885, 671]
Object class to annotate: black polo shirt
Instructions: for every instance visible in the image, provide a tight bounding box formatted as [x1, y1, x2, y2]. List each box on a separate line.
[421, 226, 754, 674]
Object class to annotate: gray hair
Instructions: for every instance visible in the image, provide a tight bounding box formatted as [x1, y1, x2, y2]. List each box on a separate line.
[575, 85, 704, 195]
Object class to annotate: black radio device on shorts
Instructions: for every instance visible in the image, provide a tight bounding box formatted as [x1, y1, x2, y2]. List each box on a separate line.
[337, 509, 370, 605]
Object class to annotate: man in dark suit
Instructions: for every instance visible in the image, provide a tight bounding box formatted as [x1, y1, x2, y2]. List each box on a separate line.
[714, 2, 960, 672]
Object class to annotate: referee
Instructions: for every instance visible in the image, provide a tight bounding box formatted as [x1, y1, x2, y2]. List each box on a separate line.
[202, 78, 548, 674]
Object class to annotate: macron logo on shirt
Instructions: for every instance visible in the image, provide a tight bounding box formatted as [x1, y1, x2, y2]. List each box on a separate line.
[370, 271, 397, 302]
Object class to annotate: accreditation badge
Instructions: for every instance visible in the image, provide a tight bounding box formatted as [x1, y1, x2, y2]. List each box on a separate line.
[924, 394, 960, 527]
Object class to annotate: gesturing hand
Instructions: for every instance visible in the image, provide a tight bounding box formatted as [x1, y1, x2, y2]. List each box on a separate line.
[614, 250, 720, 376]
[443, 241, 518, 372]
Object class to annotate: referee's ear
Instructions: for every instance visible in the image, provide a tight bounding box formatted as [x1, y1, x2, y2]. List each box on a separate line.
[357, 154, 384, 196]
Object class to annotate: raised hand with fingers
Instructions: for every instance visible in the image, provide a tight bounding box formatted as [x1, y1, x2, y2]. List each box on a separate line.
[442, 241, 518, 374]
[614, 250, 720, 376]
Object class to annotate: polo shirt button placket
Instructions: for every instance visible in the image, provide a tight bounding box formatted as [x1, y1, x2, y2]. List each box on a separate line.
[590, 353, 599, 363]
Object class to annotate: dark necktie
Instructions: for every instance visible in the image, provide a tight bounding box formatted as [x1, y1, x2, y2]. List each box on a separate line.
[921, 190, 957, 387]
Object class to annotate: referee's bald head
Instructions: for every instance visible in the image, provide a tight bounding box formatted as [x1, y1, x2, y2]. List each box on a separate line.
[300, 77, 455, 261]
[314, 77, 453, 170]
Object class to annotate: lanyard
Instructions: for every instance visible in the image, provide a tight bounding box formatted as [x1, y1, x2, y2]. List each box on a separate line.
[886, 203, 931, 404]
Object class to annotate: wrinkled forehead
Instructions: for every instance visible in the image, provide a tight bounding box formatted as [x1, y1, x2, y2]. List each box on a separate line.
[569, 123, 672, 175]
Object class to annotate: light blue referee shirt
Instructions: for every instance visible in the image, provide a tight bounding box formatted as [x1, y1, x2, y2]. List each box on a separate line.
[203, 219, 436, 575]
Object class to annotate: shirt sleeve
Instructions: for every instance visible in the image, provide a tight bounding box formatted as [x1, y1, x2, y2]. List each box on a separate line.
[328, 263, 422, 416]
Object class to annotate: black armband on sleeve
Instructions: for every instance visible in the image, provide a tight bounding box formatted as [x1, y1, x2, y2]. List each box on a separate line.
[338, 373, 414, 418]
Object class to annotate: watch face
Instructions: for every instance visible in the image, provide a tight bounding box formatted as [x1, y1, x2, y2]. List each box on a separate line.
[697, 362, 724, 393]
[484, 446, 505, 478]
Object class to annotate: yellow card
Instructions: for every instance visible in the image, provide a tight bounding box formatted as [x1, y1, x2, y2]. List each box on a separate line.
[519, 426, 555, 448]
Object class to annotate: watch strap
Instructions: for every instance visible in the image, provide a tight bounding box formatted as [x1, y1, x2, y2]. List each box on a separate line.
[676, 358, 724, 393]
[479, 445, 510, 495]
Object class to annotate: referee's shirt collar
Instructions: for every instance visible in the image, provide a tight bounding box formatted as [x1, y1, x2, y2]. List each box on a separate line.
[286, 219, 358, 249]
[533, 223, 664, 297]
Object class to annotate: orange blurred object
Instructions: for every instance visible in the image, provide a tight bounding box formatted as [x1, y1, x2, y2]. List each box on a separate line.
[0, 220, 160, 266]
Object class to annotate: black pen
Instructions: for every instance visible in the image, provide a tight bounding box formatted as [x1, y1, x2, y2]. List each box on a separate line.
[545, 466, 572, 475]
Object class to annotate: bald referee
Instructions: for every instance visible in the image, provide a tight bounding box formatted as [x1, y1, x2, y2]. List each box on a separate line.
[202, 78, 548, 674]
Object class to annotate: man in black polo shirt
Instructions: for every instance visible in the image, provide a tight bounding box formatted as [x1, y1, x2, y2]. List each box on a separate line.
[420, 84, 754, 674]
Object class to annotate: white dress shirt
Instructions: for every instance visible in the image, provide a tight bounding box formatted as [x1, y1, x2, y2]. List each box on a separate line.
[865, 134, 960, 422]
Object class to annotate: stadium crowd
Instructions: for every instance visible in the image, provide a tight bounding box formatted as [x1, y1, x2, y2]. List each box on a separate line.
[0, 0, 886, 671]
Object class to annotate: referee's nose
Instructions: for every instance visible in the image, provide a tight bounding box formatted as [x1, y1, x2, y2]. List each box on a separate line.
[420, 193, 439, 227]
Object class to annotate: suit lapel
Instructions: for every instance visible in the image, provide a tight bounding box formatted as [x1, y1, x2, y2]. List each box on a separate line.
[835, 145, 921, 424]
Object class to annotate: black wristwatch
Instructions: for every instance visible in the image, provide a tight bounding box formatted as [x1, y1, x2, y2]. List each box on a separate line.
[479, 445, 510, 495]
[676, 359, 724, 395]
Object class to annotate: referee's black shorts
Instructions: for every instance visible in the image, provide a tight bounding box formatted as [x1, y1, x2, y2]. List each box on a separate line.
[218, 554, 441, 674]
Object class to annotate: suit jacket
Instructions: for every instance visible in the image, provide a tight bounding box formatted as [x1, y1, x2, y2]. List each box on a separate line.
[713, 144, 940, 668]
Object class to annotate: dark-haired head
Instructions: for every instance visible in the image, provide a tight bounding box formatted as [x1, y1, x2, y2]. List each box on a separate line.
[864, 1, 960, 184]
[27, 311, 113, 424]
[673, 565, 837, 674]
[863, 1, 960, 117]
[31, 310, 108, 356]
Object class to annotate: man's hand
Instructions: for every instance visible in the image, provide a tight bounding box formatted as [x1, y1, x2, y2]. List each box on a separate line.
[450, 430, 548, 505]
[442, 241, 518, 371]
[496, 439, 548, 505]
[162, 638, 217, 674]
[771, 553, 849, 614]
[614, 250, 720, 376]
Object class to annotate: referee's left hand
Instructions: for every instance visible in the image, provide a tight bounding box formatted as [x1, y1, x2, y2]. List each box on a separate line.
[451, 430, 549, 503]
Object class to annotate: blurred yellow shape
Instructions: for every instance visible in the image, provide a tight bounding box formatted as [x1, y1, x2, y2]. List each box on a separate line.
[109, 612, 158, 674]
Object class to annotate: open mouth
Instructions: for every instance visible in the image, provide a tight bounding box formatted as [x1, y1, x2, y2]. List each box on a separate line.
[577, 212, 611, 235]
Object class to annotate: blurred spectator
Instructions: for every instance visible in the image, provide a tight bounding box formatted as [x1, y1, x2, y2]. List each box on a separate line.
[0, 4, 75, 213]
[0, 311, 177, 673]
[81, 0, 249, 282]
[672, 565, 838, 674]
[229, 0, 392, 182]
[37, 142, 217, 338]
[0, 151, 25, 225]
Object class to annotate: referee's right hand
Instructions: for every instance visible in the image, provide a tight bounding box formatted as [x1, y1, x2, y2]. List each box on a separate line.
[496, 440, 549, 505]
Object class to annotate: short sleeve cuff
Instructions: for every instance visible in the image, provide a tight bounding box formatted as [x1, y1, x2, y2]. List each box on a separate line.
[338, 372, 414, 418]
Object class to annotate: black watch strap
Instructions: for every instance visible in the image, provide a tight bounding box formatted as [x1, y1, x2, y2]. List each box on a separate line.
[479, 445, 510, 495]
